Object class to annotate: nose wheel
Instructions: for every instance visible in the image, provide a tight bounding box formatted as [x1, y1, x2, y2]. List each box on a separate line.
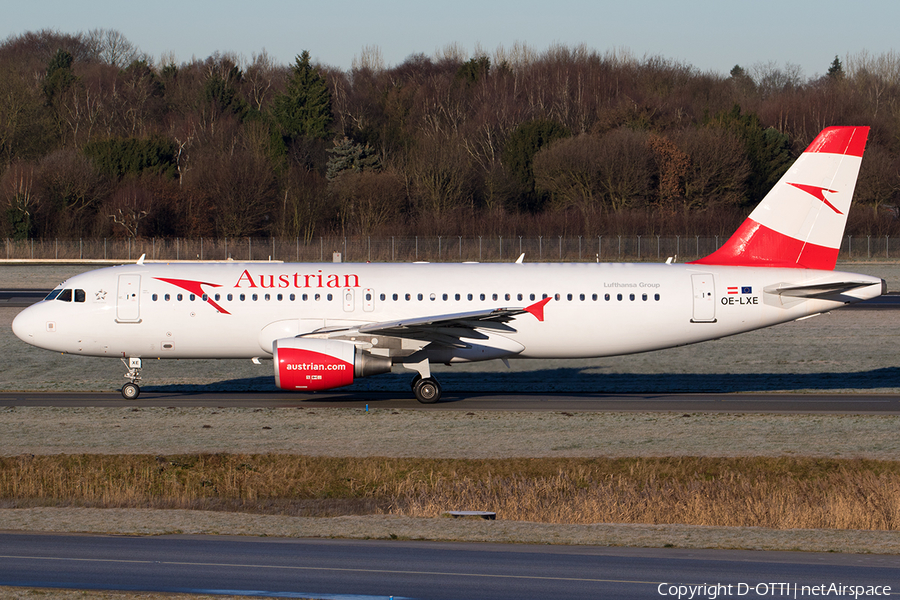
[121, 382, 140, 399]
[121, 357, 142, 399]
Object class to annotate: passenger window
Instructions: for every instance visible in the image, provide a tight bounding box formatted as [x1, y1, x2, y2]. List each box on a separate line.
[430, 293, 436, 301]
[567, 294, 573, 301]
[617, 294, 622, 301]
[178, 294, 184, 301]
[642, 293, 648, 301]
[455, 294, 461, 301]
[655, 294, 660, 301]
[239, 294, 245, 301]
[380, 293, 386, 301]
[290, 294, 296, 301]
[518, 294, 523, 301]
[505, 293, 510, 301]
[315, 293, 321, 301]
[392, 293, 398, 301]
[418, 293, 423, 301]
[405, 293, 411, 301]
[152, 294, 158, 301]
[252, 294, 258, 301]
[190, 294, 196, 301]
[264, 294, 271, 301]
[215, 294, 221, 301]
[530, 294, 535, 301]
[202, 294, 208, 301]
[302, 294, 308, 301]
[629, 294, 635, 301]
[226, 294, 232, 301]
[467, 293, 473, 301]
[326, 294, 333, 301]
[480, 294, 485, 301]
[592, 294, 598, 301]
[165, 294, 171, 301]
[605, 294, 610, 301]
[442, 293, 448, 301]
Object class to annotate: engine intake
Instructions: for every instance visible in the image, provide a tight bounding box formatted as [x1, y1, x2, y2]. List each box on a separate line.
[273, 338, 392, 391]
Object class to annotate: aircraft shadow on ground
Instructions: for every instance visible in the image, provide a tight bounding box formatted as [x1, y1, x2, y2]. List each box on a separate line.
[142, 367, 900, 396]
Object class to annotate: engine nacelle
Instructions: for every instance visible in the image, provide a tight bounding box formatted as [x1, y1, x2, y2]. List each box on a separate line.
[273, 338, 392, 391]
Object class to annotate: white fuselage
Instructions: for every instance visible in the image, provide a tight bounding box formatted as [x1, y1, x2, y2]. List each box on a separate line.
[12, 260, 885, 363]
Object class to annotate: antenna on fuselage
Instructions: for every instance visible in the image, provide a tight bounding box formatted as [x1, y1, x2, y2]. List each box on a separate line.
[137, 254, 146, 265]
[515, 253, 525, 264]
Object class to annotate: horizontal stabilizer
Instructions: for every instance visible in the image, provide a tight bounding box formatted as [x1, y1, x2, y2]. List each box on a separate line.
[764, 280, 883, 299]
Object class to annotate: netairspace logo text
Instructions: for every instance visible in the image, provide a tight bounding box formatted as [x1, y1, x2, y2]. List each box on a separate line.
[657, 582, 892, 599]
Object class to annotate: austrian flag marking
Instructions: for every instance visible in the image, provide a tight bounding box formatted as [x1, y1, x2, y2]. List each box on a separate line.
[727, 286, 753, 295]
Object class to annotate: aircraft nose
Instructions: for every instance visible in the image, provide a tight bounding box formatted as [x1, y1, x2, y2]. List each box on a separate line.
[12, 305, 42, 345]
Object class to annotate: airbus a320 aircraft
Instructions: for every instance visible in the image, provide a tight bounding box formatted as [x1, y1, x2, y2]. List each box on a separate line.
[12, 126, 885, 402]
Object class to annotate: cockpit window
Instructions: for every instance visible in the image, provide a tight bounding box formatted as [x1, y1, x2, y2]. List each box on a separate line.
[51, 288, 85, 302]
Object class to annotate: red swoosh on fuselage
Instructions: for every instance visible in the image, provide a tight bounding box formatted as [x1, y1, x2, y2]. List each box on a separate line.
[154, 277, 231, 314]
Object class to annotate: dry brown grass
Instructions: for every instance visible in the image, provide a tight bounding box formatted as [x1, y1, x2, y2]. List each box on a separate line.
[3, 454, 899, 531]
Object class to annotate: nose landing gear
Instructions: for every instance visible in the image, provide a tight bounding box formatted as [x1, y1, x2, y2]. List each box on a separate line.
[121, 357, 142, 399]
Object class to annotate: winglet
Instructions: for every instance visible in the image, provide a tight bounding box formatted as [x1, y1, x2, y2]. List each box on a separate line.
[525, 297, 551, 321]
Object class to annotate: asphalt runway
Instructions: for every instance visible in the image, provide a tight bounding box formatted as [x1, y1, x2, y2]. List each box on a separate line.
[2, 532, 897, 600]
[3, 390, 900, 413]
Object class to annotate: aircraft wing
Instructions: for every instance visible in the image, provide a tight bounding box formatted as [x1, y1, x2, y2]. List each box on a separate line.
[302, 297, 551, 348]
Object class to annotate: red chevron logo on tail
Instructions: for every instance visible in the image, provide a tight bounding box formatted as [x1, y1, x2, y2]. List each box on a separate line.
[787, 182, 842, 214]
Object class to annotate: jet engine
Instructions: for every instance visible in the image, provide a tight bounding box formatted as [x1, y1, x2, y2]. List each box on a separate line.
[273, 338, 392, 391]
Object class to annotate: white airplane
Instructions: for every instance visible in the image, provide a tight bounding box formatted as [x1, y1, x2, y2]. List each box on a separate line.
[12, 126, 885, 403]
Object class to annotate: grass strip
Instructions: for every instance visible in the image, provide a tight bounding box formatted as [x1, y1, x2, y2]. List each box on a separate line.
[2, 454, 898, 530]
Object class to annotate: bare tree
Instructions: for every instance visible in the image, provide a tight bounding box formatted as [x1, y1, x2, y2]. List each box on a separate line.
[673, 127, 750, 210]
[0, 160, 38, 237]
[534, 128, 653, 223]
[332, 170, 404, 234]
[85, 29, 143, 68]
[107, 180, 151, 237]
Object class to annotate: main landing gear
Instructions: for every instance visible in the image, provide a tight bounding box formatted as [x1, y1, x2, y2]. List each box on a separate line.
[411, 374, 442, 403]
[407, 359, 442, 403]
[121, 357, 142, 399]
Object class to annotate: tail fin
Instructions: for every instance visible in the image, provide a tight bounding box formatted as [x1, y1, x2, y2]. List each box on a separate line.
[691, 126, 869, 270]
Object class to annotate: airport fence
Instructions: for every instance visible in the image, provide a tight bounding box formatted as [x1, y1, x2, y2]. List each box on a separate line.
[2, 235, 898, 263]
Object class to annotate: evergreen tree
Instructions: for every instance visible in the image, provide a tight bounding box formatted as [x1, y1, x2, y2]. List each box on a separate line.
[272, 51, 333, 141]
[42, 49, 77, 106]
[502, 119, 571, 210]
[326, 137, 381, 180]
[827, 55, 844, 80]
[711, 105, 793, 206]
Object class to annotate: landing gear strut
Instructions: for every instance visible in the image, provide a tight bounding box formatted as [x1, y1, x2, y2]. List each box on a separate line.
[121, 357, 142, 399]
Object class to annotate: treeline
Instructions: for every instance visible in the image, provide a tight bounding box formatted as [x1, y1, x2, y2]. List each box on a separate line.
[1, 29, 900, 241]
